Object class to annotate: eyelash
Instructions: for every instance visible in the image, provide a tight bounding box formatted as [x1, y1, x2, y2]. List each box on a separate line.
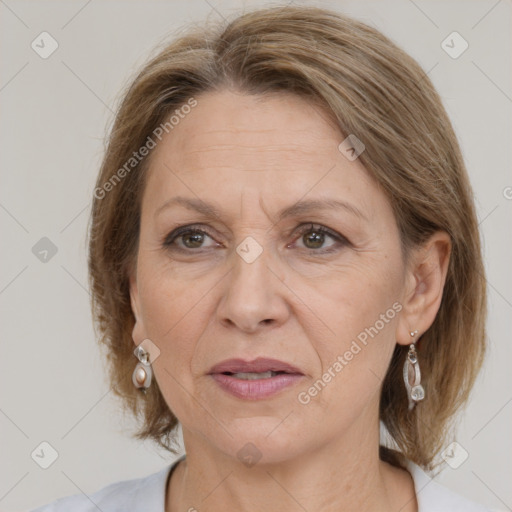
[163, 223, 349, 254]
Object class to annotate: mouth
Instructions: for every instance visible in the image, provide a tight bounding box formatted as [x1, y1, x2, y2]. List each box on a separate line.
[208, 358, 305, 400]
[208, 357, 304, 376]
[218, 370, 291, 380]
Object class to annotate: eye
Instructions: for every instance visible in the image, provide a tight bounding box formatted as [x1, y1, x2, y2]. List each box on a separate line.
[163, 223, 349, 254]
[291, 223, 348, 253]
[163, 224, 220, 251]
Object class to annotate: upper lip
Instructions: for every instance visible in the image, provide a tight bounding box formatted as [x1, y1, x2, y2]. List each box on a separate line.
[208, 357, 303, 375]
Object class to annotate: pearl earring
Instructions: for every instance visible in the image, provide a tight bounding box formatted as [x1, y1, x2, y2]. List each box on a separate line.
[132, 345, 152, 394]
[403, 330, 425, 411]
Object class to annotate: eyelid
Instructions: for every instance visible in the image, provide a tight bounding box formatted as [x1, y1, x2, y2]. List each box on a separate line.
[293, 223, 346, 241]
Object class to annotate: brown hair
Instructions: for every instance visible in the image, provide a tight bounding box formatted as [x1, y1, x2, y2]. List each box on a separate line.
[87, 5, 486, 471]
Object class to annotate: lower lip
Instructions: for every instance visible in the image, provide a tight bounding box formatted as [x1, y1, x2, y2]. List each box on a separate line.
[210, 373, 304, 400]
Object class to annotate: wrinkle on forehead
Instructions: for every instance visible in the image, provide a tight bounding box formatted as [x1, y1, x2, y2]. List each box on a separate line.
[144, 90, 377, 230]
[150, 91, 347, 189]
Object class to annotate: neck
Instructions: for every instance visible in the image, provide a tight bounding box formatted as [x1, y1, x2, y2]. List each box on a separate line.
[166, 411, 417, 512]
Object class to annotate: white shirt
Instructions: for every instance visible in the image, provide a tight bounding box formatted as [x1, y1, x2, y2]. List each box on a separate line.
[30, 454, 492, 511]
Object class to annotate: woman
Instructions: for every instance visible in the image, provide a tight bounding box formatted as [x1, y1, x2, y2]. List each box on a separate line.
[32, 5, 490, 511]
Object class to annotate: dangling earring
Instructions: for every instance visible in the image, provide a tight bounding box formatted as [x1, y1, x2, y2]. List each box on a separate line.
[132, 345, 152, 394]
[403, 330, 425, 411]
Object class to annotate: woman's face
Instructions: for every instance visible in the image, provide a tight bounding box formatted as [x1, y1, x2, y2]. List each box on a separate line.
[130, 89, 414, 464]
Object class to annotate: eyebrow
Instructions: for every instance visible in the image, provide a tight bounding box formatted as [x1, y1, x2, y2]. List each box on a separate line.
[155, 196, 368, 222]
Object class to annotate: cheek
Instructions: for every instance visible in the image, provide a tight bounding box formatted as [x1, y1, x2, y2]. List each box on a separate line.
[137, 253, 216, 333]
[137, 266, 214, 420]
[297, 254, 402, 344]
[296, 302, 399, 426]
[295, 258, 402, 403]
[136, 261, 219, 379]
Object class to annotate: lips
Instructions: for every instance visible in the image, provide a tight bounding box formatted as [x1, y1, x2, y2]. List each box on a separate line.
[208, 357, 303, 376]
[208, 357, 305, 400]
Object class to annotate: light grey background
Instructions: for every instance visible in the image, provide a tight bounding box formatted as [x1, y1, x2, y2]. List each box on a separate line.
[0, 0, 511, 511]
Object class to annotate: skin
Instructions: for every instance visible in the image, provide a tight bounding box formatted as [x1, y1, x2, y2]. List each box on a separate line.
[129, 89, 451, 512]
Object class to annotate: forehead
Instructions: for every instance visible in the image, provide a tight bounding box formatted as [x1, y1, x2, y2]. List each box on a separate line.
[156, 90, 346, 170]
[142, 89, 381, 221]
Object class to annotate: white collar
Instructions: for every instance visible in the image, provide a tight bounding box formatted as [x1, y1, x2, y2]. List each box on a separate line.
[403, 458, 490, 511]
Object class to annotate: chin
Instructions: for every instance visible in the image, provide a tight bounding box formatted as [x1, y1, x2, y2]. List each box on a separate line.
[214, 417, 308, 467]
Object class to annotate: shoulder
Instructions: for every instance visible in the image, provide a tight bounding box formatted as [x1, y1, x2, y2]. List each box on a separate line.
[29, 457, 184, 512]
[405, 459, 492, 512]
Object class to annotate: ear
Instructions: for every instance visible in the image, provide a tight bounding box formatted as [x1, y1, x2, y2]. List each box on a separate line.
[129, 269, 147, 347]
[396, 231, 451, 346]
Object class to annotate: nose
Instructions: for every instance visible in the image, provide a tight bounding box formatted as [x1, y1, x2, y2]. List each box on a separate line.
[217, 242, 290, 333]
